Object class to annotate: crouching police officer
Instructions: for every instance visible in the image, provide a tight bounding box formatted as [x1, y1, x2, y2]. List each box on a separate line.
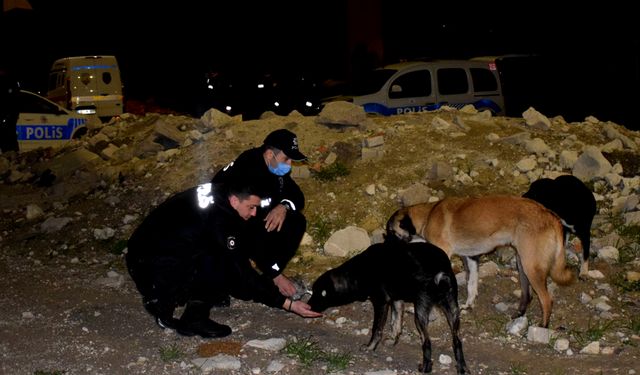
[126, 180, 321, 338]
[211, 129, 308, 299]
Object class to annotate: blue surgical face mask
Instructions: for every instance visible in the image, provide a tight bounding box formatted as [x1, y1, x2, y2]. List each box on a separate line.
[269, 161, 291, 176]
[269, 154, 291, 176]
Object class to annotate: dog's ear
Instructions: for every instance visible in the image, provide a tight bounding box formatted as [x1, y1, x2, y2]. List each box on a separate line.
[330, 273, 350, 293]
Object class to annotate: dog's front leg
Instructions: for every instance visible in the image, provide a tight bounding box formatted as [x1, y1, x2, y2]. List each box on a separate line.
[461, 256, 479, 309]
[389, 300, 404, 345]
[365, 300, 389, 351]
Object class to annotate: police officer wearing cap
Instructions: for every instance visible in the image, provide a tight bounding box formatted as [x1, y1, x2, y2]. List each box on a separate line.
[212, 129, 308, 298]
[126, 180, 321, 339]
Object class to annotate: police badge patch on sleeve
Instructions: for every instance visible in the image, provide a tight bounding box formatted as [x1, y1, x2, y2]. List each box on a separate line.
[226, 236, 236, 250]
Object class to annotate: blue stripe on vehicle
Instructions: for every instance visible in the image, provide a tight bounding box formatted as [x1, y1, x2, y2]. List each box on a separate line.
[363, 100, 502, 116]
[16, 119, 84, 141]
[71, 65, 116, 71]
[363, 102, 441, 116]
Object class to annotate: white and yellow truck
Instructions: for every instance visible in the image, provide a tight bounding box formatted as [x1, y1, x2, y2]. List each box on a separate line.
[46, 55, 123, 121]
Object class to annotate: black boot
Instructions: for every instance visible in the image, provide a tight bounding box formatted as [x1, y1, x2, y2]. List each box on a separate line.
[143, 297, 179, 330]
[177, 300, 231, 338]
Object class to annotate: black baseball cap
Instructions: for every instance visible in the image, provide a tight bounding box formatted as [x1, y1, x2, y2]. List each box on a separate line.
[263, 129, 307, 161]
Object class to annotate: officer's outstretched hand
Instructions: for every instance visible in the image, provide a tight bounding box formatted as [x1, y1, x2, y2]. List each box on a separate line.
[285, 299, 323, 318]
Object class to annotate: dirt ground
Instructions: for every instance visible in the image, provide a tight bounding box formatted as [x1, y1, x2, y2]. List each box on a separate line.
[1, 107, 639, 374]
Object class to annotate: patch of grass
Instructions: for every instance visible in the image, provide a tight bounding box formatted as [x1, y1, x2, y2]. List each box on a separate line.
[617, 243, 640, 264]
[609, 216, 640, 262]
[509, 362, 527, 374]
[283, 336, 352, 371]
[308, 216, 333, 245]
[473, 315, 509, 336]
[159, 344, 184, 362]
[570, 319, 615, 347]
[611, 271, 640, 292]
[284, 337, 325, 367]
[628, 315, 640, 335]
[312, 162, 350, 182]
[324, 351, 352, 372]
[617, 222, 640, 242]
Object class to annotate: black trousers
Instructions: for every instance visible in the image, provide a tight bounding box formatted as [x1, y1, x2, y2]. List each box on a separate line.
[248, 210, 306, 279]
[126, 251, 228, 309]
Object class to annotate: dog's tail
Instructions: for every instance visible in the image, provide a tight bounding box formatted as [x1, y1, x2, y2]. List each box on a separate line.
[549, 220, 576, 286]
[434, 271, 457, 295]
[434, 272, 449, 286]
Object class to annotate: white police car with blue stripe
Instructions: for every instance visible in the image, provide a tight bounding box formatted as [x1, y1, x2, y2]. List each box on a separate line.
[16, 90, 97, 152]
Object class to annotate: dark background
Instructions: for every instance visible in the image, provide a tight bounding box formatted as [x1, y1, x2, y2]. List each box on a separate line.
[2, 0, 639, 128]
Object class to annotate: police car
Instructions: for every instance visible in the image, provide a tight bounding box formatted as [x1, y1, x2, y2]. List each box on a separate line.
[349, 60, 505, 116]
[16, 90, 95, 152]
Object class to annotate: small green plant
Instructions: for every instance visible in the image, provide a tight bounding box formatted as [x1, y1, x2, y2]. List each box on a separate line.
[617, 223, 640, 238]
[308, 216, 333, 245]
[570, 319, 614, 347]
[324, 351, 352, 372]
[159, 344, 184, 362]
[312, 162, 350, 182]
[283, 336, 352, 371]
[284, 337, 326, 367]
[509, 362, 527, 374]
[611, 271, 640, 292]
[617, 243, 640, 264]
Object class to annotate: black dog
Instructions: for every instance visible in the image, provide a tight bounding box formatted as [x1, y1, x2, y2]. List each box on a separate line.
[523, 174, 596, 277]
[308, 239, 468, 374]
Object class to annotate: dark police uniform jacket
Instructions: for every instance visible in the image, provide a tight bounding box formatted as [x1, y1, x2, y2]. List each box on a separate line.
[126, 183, 286, 309]
[211, 146, 306, 278]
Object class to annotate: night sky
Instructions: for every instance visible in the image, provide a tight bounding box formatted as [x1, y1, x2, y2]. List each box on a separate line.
[2, 0, 639, 127]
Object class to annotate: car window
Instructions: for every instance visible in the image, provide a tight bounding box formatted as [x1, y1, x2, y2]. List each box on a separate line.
[389, 69, 431, 98]
[470, 68, 498, 92]
[102, 72, 112, 85]
[437, 68, 469, 95]
[18, 92, 61, 114]
[47, 72, 61, 92]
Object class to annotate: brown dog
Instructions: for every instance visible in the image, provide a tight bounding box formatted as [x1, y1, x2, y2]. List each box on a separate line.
[386, 195, 575, 328]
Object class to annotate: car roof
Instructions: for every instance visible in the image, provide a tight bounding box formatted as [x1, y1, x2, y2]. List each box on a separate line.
[381, 60, 494, 71]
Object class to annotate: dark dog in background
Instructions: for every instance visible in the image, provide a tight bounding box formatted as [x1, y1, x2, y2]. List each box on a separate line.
[523, 174, 596, 277]
[308, 239, 468, 374]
